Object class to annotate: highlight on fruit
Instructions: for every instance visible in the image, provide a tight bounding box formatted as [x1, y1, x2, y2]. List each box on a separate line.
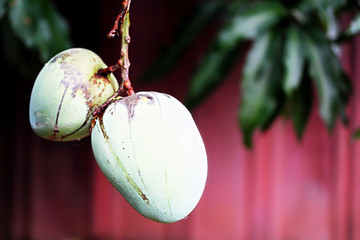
[29, 48, 119, 141]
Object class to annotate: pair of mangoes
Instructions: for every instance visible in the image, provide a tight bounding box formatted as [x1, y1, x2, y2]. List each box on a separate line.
[29, 48, 207, 223]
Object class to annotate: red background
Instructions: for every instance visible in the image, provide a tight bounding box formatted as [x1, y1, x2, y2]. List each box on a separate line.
[1, 0, 360, 239]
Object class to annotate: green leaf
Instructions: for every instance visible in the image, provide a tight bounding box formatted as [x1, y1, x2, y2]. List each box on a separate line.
[217, 1, 287, 44]
[352, 126, 360, 140]
[238, 30, 284, 147]
[185, 1, 287, 110]
[344, 13, 360, 35]
[288, 68, 313, 138]
[298, 0, 346, 11]
[336, 13, 360, 42]
[0, 18, 40, 77]
[303, 25, 351, 130]
[0, 0, 8, 20]
[139, 0, 225, 82]
[185, 41, 243, 110]
[283, 24, 305, 96]
[8, 0, 71, 62]
[283, 23, 313, 138]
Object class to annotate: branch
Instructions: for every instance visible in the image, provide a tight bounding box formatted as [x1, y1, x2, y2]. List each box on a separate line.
[119, 6, 134, 96]
[107, 0, 131, 39]
[92, 0, 134, 126]
[98, 0, 134, 95]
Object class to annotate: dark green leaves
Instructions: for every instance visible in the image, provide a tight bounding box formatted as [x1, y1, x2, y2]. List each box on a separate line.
[140, 0, 355, 147]
[218, 1, 287, 41]
[303, 26, 351, 130]
[298, 0, 346, 12]
[239, 30, 284, 147]
[1, 19, 39, 76]
[239, 20, 351, 146]
[348, 13, 360, 36]
[6, 0, 71, 62]
[0, 0, 7, 20]
[185, 1, 287, 109]
[287, 68, 313, 139]
[237, 0, 352, 146]
[336, 13, 360, 42]
[139, 0, 226, 82]
[283, 24, 305, 95]
[352, 127, 360, 140]
[345, 13, 360, 35]
[282, 24, 312, 138]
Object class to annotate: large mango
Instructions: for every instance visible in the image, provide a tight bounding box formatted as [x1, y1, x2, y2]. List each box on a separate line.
[29, 48, 119, 141]
[91, 92, 207, 223]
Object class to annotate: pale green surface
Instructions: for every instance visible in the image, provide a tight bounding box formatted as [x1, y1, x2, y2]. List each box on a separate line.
[91, 92, 207, 223]
[29, 48, 119, 141]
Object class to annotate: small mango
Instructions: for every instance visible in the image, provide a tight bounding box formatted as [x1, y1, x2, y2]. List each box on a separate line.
[29, 48, 119, 141]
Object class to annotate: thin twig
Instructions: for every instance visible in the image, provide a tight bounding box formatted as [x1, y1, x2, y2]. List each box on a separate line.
[107, 0, 131, 38]
[91, 0, 134, 129]
[97, 59, 121, 76]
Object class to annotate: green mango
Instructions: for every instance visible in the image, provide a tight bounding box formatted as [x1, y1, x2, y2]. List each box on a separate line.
[29, 48, 119, 141]
[91, 92, 207, 223]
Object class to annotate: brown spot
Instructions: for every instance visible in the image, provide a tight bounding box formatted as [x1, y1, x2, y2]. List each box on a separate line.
[141, 193, 150, 204]
[118, 93, 155, 119]
[89, 71, 114, 102]
[51, 52, 71, 64]
[49, 128, 59, 140]
[138, 93, 155, 104]
[93, 72, 111, 85]
[99, 114, 109, 140]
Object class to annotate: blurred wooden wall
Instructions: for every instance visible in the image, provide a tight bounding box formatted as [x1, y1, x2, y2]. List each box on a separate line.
[1, 0, 360, 239]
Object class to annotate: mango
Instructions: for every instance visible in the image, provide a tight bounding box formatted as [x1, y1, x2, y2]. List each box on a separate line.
[29, 48, 119, 141]
[91, 92, 207, 223]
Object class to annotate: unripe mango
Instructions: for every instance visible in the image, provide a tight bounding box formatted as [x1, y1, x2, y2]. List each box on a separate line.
[91, 92, 207, 223]
[29, 48, 119, 141]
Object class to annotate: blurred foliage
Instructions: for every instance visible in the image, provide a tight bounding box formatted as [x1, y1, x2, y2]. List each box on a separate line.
[1, 0, 359, 147]
[352, 127, 360, 140]
[141, 0, 359, 147]
[138, 0, 226, 83]
[0, 0, 71, 76]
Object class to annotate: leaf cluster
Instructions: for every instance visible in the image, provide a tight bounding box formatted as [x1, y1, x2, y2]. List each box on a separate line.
[0, 0, 71, 76]
[140, 0, 358, 147]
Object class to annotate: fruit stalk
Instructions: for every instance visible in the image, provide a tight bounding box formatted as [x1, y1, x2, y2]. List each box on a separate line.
[107, 0, 131, 39]
[119, 7, 134, 96]
[99, 0, 133, 94]
[93, 0, 133, 118]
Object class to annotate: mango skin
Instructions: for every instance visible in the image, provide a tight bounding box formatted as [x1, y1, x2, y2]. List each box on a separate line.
[29, 48, 119, 141]
[91, 92, 207, 223]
